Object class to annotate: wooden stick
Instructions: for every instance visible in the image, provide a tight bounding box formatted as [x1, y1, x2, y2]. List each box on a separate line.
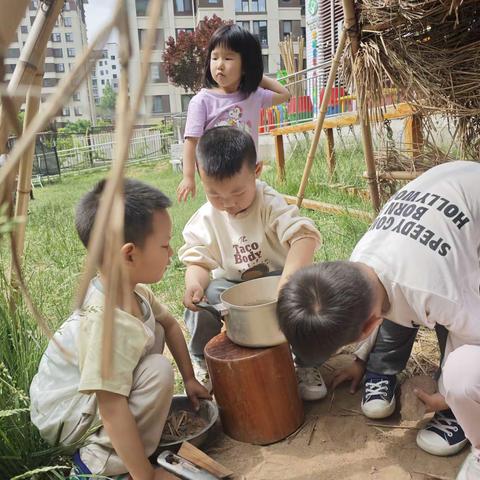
[342, 0, 381, 212]
[11, 57, 45, 275]
[284, 194, 373, 221]
[363, 170, 424, 181]
[307, 416, 318, 445]
[366, 423, 420, 430]
[296, 29, 347, 207]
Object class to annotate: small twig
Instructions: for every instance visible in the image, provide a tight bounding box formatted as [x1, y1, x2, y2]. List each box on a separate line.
[412, 471, 452, 480]
[307, 416, 318, 446]
[340, 407, 362, 415]
[328, 391, 335, 412]
[367, 422, 420, 430]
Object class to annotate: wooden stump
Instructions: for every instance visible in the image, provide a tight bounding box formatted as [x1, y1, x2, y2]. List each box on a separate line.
[204, 332, 304, 445]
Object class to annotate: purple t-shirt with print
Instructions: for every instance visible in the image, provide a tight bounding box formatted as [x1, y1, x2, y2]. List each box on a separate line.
[183, 87, 274, 154]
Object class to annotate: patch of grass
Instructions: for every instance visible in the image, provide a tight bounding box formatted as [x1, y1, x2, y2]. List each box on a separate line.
[0, 146, 371, 478]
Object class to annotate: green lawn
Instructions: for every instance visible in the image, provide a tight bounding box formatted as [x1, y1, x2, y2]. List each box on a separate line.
[0, 143, 372, 479]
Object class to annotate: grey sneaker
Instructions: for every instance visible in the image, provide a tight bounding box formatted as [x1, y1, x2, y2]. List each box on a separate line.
[192, 357, 213, 393]
[296, 366, 328, 401]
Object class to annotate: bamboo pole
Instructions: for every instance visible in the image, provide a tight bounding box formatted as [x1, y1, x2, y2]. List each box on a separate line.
[11, 58, 45, 271]
[296, 29, 347, 207]
[341, 0, 381, 212]
[0, 0, 65, 154]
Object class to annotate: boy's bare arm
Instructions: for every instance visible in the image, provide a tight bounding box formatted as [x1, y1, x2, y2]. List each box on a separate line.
[96, 391, 156, 480]
[260, 74, 291, 106]
[183, 264, 210, 311]
[177, 137, 199, 202]
[162, 314, 211, 408]
[278, 237, 317, 291]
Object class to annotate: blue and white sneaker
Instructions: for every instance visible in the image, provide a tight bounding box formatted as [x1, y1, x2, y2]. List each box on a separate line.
[361, 371, 397, 419]
[416, 409, 468, 456]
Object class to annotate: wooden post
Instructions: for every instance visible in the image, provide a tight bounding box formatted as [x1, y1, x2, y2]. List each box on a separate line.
[274, 134, 286, 181]
[11, 59, 45, 271]
[296, 29, 347, 207]
[324, 128, 336, 179]
[342, 0, 381, 212]
[404, 114, 423, 158]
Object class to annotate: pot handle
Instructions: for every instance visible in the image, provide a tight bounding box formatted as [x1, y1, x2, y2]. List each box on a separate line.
[194, 301, 229, 317]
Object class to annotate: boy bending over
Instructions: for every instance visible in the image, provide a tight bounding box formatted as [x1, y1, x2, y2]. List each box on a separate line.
[277, 161, 480, 480]
[179, 126, 325, 401]
[30, 179, 209, 480]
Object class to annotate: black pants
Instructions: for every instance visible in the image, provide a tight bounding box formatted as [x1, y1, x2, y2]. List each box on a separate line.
[367, 319, 448, 379]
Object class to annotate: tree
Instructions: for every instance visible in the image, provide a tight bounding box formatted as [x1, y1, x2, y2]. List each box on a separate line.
[162, 15, 230, 93]
[97, 82, 117, 121]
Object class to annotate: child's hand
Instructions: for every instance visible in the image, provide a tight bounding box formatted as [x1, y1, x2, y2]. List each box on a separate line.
[177, 176, 196, 202]
[414, 389, 448, 413]
[331, 358, 366, 393]
[184, 377, 212, 411]
[183, 284, 205, 311]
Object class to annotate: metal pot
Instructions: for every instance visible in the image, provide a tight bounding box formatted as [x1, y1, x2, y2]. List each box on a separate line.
[196, 276, 287, 348]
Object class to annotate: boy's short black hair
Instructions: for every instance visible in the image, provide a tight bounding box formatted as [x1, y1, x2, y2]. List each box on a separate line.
[203, 24, 263, 95]
[75, 178, 171, 249]
[196, 126, 256, 180]
[277, 261, 375, 365]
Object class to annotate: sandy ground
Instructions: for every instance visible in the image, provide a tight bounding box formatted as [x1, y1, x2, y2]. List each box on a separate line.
[202, 354, 468, 480]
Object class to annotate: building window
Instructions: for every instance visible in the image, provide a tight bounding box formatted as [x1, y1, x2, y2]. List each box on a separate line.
[138, 29, 164, 50]
[102, 50, 108, 59]
[21, 25, 28, 34]
[237, 21, 250, 32]
[113, 73, 117, 79]
[92, 79, 97, 86]
[236, 0, 266, 12]
[73, 92, 80, 101]
[262, 54, 269, 73]
[151, 95, 170, 114]
[181, 94, 193, 111]
[52, 33, 62, 42]
[67, 48, 76, 57]
[65, 33, 73, 42]
[100, 70, 104, 75]
[101, 79, 105, 85]
[55, 63, 65, 73]
[6, 48, 20, 58]
[62, 107, 70, 116]
[175, 28, 194, 40]
[99, 61, 103, 66]
[174, 0, 193, 14]
[113, 81, 118, 89]
[51, 48, 63, 58]
[43, 78, 59, 87]
[64, 17, 72, 27]
[30, 16, 36, 26]
[150, 63, 167, 83]
[135, 0, 149, 16]
[112, 64, 116, 70]
[5, 64, 15, 74]
[74, 107, 82, 116]
[111, 55, 115, 60]
[252, 21, 268, 47]
[281, 20, 292, 38]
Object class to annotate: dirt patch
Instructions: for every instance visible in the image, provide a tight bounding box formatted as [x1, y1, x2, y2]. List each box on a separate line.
[203, 354, 467, 480]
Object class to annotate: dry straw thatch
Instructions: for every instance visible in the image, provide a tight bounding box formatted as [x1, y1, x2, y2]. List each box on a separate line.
[342, 0, 480, 158]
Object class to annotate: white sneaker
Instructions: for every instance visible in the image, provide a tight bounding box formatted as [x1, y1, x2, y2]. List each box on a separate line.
[296, 366, 327, 401]
[192, 358, 213, 393]
[457, 451, 480, 480]
[416, 409, 468, 456]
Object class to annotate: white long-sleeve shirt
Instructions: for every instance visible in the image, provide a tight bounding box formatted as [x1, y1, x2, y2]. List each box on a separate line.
[178, 180, 322, 281]
[351, 161, 480, 392]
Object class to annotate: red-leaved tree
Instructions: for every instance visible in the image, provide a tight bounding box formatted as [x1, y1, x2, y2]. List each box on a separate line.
[162, 15, 230, 93]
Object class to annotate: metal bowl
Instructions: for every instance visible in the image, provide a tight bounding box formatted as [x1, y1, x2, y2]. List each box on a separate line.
[158, 395, 219, 450]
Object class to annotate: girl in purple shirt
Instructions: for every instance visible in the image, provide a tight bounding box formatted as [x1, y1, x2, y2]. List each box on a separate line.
[177, 24, 290, 202]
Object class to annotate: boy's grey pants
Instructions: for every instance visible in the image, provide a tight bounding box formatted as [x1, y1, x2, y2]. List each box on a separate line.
[367, 318, 448, 378]
[184, 278, 236, 360]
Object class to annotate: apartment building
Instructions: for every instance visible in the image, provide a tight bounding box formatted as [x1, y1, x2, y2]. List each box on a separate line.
[127, 0, 305, 124]
[92, 42, 120, 104]
[4, 0, 95, 125]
